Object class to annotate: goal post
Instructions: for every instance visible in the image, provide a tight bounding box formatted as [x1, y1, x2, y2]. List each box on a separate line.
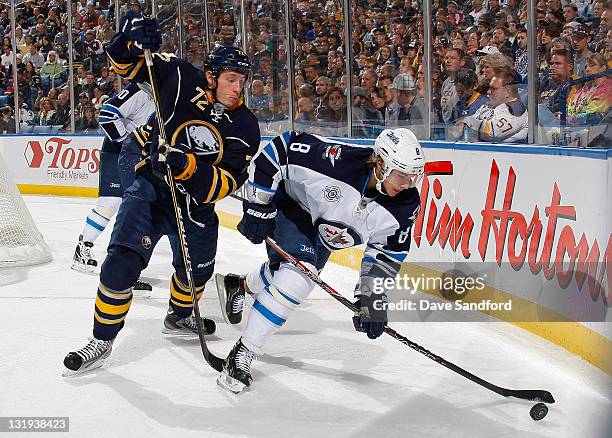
[0, 151, 52, 267]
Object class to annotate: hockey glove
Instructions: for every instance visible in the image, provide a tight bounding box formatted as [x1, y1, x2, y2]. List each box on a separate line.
[352, 293, 388, 339]
[157, 143, 196, 180]
[237, 201, 276, 244]
[120, 11, 161, 53]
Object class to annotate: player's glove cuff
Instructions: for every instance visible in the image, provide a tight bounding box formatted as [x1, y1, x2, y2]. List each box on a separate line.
[352, 293, 388, 339]
[237, 201, 277, 244]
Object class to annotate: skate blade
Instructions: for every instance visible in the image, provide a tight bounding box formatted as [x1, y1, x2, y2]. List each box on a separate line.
[71, 261, 96, 274]
[217, 370, 247, 394]
[132, 289, 152, 299]
[62, 360, 105, 377]
[161, 328, 199, 337]
[215, 274, 232, 326]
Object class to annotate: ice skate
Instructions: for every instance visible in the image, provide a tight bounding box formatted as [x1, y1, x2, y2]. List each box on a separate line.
[217, 338, 255, 394]
[71, 235, 98, 273]
[162, 307, 216, 336]
[132, 279, 153, 298]
[62, 338, 114, 377]
[215, 273, 246, 325]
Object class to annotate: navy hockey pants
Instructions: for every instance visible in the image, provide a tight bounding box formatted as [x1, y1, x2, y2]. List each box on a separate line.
[93, 175, 218, 340]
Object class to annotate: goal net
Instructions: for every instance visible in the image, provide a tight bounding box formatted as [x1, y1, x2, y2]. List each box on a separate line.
[0, 151, 52, 267]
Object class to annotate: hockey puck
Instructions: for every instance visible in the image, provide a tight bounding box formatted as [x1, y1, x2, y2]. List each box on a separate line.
[529, 402, 548, 421]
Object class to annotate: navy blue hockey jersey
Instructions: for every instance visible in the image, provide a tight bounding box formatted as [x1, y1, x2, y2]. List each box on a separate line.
[105, 34, 261, 203]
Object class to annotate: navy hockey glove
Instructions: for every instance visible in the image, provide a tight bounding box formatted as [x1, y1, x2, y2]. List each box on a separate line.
[120, 11, 161, 52]
[157, 143, 196, 180]
[237, 201, 276, 244]
[352, 294, 388, 339]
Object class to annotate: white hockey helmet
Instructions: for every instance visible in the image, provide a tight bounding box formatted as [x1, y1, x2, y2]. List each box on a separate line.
[373, 128, 425, 192]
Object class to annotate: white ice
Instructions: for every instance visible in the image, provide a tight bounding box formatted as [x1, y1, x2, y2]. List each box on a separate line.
[1, 195, 610, 438]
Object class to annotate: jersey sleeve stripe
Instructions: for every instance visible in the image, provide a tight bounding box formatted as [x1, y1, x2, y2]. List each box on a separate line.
[203, 167, 219, 203]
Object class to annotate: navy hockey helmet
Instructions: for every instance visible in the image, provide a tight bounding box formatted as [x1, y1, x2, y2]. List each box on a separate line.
[204, 45, 252, 78]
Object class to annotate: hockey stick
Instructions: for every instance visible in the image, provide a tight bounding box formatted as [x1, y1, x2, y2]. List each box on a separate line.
[143, 48, 224, 372]
[264, 236, 555, 404]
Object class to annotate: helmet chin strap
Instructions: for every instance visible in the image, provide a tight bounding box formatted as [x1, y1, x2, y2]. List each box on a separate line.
[374, 166, 390, 195]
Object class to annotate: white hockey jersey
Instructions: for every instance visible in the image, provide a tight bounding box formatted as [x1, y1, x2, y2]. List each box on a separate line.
[463, 100, 528, 143]
[98, 82, 155, 142]
[247, 131, 421, 287]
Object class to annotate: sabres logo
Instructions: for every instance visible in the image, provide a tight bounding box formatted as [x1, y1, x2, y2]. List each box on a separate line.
[142, 235, 152, 250]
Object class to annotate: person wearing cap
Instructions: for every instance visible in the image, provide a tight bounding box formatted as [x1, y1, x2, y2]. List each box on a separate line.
[571, 24, 593, 77]
[447, 1, 464, 27]
[387, 73, 425, 137]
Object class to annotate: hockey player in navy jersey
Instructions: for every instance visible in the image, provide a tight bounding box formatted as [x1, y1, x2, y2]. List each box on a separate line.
[71, 82, 154, 281]
[215, 128, 424, 393]
[63, 11, 260, 376]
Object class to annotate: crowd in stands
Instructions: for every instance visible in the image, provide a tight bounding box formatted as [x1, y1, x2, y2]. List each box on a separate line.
[0, 0, 609, 146]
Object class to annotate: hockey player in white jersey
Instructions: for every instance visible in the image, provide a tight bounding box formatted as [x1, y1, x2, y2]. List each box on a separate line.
[216, 128, 424, 393]
[461, 70, 528, 143]
[72, 82, 154, 276]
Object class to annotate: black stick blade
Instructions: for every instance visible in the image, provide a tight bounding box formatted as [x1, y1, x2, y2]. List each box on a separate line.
[507, 389, 555, 404]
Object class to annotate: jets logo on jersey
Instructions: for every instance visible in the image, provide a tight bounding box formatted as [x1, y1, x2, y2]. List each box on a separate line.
[323, 185, 342, 203]
[316, 219, 362, 250]
[319, 224, 354, 249]
[323, 145, 342, 166]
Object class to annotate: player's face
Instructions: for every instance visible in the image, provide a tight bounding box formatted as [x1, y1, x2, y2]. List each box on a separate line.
[381, 167, 420, 196]
[213, 71, 247, 109]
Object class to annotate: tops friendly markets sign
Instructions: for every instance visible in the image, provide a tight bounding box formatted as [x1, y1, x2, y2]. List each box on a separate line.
[1, 135, 103, 188]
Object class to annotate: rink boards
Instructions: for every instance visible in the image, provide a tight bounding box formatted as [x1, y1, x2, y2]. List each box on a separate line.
[0, 134, 610, 374]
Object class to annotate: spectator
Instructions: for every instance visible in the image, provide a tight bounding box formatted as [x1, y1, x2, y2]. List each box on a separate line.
[314, 76, 331, 106]
[75, 104, 99, 132]
[34, 97, 57, 126]
[515, 26, 528, 81]
[539, 48, 575, 119]
[22, 44, 44, 70]
[388, 73, 425, 138]
[91, 86, 108, 110]
[250, 79, 272, 120]
[464, 70, 528, 143]
[441, 48, 465, 124]
[316, 86, 346, 136]
[0, 105, 15, 133]
[295, 96, 315, 123]
[571, 24, 594, 78]
[39, 51, 64, 93]
[567, 53, 612, 126]
[0, 45, 14, 71]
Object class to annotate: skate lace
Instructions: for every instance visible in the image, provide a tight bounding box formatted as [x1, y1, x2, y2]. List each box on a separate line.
[232, 294, 245, 313]
[77, 338, 111, 362]
[179, 316, 198, 330]
[236, 345, 254, 374]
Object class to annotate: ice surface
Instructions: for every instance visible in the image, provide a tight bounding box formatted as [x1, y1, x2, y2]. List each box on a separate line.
[1, 196, 610, 438]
